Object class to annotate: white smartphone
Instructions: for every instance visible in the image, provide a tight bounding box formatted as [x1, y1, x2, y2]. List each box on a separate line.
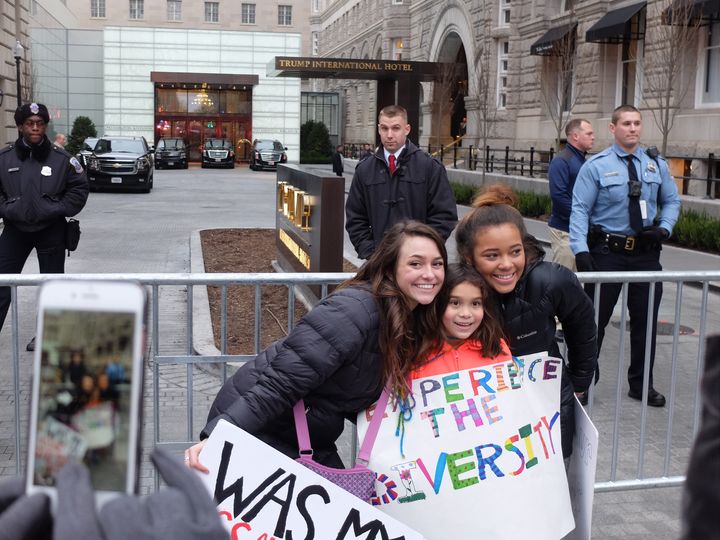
[26, 280, 146, 507]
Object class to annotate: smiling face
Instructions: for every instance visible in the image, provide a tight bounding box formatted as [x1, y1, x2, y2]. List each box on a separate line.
[609, 111, 642, 153]
[378, 114, 411, 154]
[442, 282, 484, 342]
[395, 236, 445, 309]
[468, 223, 525, 294]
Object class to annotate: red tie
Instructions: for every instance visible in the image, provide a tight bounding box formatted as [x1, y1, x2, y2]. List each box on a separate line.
[389, 154, 396, 175]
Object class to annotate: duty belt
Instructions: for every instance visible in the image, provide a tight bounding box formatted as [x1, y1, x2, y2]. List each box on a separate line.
[589, 230, 640, 254]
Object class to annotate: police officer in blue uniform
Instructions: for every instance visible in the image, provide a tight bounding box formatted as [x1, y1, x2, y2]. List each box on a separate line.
[0, 103, 89, 342]
[569, 105, 681, 407]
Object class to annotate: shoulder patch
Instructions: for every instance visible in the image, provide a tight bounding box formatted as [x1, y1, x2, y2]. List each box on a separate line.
[70, 157, 84, 173]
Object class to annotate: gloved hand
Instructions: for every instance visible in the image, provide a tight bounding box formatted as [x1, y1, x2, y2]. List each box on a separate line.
[0, 477, 52, 540]
[54, 448, 227, 540]
[640, 226, 669, 243]
[575, 252, 597, 272]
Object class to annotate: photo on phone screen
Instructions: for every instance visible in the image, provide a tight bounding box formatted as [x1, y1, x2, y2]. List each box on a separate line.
[26, 281, 145, 502]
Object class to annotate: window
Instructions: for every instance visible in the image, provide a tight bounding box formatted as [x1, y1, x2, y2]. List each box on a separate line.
[242, 3, 256, 23]
[392, 0, 403, 4]
[497, 40, 509, 108]
[392, 38, 404, 60]
[205, 2, 219, 22]
[278, 5, 292, 25]
[129, 0, 143, 19]
[91, 0, 106, 17]
[700, 22, 720, 105]
[312, 0, 320, 12]
[617, 36, 643, 106]
[167, 0, 181, 21]
[499, 0, 511, 26]
[312, 31, 319, 56]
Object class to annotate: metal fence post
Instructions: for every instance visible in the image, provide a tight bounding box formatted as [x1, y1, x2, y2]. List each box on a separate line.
[520, 156, 525, 176]
[706, 152, 715, 199]
[504, 146, 510, 175]
[530, 146, 535, 177]
[468, 145, 474, 170]
[485, 145, 490, 172]
[453, 144, 458, 168]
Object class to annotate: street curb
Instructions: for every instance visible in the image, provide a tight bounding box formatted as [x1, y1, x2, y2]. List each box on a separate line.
[190, 229, 223, 358]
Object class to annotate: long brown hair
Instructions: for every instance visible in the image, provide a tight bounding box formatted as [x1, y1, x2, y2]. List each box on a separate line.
[455, 183, 527, 265]
[343, 221, 447, 397]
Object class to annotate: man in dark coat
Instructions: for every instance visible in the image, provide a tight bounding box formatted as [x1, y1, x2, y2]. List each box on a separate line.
[345, 105, 457, 259]
[332, 144, 344, 177]
[0, 103, 89, 335]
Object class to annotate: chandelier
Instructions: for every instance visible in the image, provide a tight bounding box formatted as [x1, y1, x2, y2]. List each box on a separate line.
[192, 87, 214, 107]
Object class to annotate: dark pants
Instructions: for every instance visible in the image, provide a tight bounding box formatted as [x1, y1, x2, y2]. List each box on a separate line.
[584, 248, 663, 394]
[0, 220, 66, 330]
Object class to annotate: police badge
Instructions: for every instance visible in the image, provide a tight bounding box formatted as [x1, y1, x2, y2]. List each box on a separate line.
[30, 103, 40, 114]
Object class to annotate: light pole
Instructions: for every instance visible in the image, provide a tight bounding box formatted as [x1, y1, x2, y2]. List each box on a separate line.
[13, 40, 23, 107]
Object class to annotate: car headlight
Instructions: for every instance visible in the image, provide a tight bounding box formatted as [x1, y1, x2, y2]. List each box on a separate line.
[229, 150, 235, 158]
[179, 151, 186, 158]
[137, 158, 149, 170]
[88, 157, 99, 169]
[281, 153, 287, 162]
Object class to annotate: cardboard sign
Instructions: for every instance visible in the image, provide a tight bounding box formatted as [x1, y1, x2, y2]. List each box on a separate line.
[198, 419, 426, 540]
[564, 395, 599, 540]
[357, 353, 575, 539]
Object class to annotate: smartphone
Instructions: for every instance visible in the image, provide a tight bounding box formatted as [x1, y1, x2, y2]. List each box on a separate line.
[26, 280, 146, 507]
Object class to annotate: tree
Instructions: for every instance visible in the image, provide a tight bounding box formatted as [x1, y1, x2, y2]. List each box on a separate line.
[536, 22, 595, 148]
[67, 116, 98, 155]
[431, 62, 461, 150]
[639, 0, 703, 155]
[472, 12, 499, 179]
[300, 120, 333, 163]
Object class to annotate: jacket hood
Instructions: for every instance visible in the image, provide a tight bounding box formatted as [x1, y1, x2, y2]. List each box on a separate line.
[523, 233, 546, 270]
[371, 139, 420, 163]
[14, 135, 52, 163]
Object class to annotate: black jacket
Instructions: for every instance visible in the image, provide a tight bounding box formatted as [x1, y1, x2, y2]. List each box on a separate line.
[494, 237, 597, 457]
[0, 136, 88, 232]
[332, 151, 344, 175]
[345, 140, 458, 259]
[202, 285, 384, 467]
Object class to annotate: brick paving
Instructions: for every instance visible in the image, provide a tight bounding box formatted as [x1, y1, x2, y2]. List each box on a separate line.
[0, 164, 717, 538]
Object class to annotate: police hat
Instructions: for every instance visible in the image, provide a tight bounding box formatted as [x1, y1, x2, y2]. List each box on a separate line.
[14, 103, 50, 126]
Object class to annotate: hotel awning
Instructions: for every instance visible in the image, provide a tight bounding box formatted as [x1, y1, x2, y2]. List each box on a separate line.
[663, 0, 720, 24]
[530, 23, 577, 56]
[586, 2, 647, 43]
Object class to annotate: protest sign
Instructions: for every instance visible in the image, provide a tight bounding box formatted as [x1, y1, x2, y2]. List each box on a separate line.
[357, 352, 575, 539]
[564, 395, 599, 540]
[198, 419, 426, 540]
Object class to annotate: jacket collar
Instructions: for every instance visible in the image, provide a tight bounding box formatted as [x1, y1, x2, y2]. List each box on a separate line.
[14, 135, 52, 163]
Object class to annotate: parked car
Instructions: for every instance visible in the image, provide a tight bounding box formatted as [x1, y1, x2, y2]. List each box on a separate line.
[201, 138, 235, 169]
[86, 136, 154, 193]
[155, 138, 188, 169]
[249, 139, 288, 171]
[76, 137, 99, 169]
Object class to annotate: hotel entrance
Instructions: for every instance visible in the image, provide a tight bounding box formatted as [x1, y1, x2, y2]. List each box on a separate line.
[151, 72, 259, 163]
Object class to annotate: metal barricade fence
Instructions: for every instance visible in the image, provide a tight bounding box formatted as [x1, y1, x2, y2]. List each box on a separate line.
[1, 270, 718, 497]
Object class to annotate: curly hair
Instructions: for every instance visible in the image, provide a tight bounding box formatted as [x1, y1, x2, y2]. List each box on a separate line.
[343, 221, 447, 397]
[455, 183, 528, 265]
[435, 263, 505, 358]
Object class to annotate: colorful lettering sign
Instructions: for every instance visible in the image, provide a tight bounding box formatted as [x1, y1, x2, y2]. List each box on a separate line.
[197, 420, 426, 540]
[357, 352, 575, 539]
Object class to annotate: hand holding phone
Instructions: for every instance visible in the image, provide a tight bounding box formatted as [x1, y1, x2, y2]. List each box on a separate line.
[26, 280, 146, 508]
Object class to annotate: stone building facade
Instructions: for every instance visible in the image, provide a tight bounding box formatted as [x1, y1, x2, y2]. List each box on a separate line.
[312, 0, 719, 179]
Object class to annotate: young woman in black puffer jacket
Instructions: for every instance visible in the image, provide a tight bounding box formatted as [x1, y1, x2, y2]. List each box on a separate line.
[455, 183, 597, 458]
[186, 220, 448, 470]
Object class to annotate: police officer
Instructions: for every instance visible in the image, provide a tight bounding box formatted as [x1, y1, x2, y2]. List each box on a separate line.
[0, 103, 89, 343]
[569, 105, 681, 407]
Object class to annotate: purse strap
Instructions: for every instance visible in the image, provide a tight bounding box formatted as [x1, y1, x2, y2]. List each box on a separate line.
[293, 387, 391, 466]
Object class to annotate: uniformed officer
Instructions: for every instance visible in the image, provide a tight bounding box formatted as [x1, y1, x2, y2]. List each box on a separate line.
[569, 104, 681, 407]
[0, 103, 89, 342]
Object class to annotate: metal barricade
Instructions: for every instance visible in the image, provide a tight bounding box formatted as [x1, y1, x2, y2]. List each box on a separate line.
[1, 270, 718, 498]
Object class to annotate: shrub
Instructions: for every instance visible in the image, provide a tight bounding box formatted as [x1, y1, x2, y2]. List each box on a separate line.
[452, 183, 477, 205]
[66, 116, 98, 156]
[300, 120, 333, 163]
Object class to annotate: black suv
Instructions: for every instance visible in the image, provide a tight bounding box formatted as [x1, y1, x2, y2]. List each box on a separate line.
[87, 136, 154, 193]
[201, 138, 235, 169]
[155, 138, 188, 169]
[250, 139, 287, 171]
[76, 137, 98, 169]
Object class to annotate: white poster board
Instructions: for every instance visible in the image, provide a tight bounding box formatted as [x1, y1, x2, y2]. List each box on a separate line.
[357, 353, 575, 539]
[564, 395, 599, 540]
[198, 419, 426, 540]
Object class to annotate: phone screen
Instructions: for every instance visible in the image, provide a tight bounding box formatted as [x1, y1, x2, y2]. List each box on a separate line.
[31, 308, 138, 492]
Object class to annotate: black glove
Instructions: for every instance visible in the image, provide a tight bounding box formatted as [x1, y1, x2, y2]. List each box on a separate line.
[575, 252, 597, 272]
[640, 226, 669, 244]
[54, 448, 227, 540]
[0, 477, 52, 540]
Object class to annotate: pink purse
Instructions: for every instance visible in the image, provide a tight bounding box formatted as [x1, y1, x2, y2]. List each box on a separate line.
[293, 389, 389, 503]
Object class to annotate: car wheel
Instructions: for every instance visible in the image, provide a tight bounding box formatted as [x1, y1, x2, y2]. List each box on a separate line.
[230, 162, 235, 169]
[183, 161, 188, 169]
[201, 162, 207, 169]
